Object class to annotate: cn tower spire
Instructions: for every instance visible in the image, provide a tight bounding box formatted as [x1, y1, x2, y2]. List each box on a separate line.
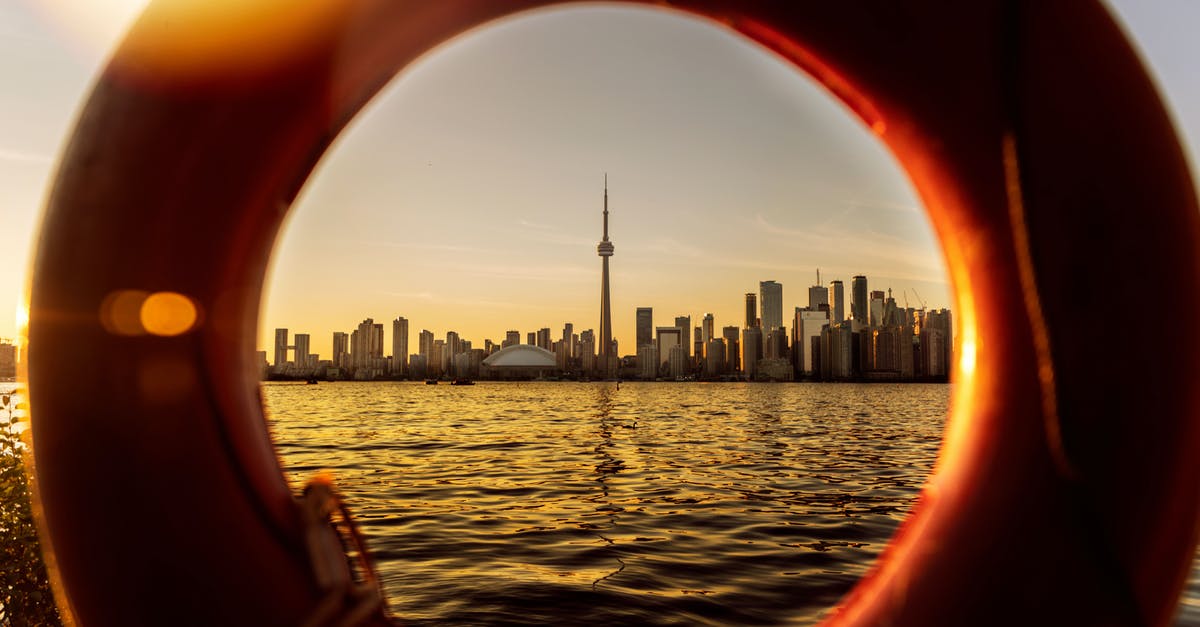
[597, 174, 615, 377]
[603, 173, 609, 241]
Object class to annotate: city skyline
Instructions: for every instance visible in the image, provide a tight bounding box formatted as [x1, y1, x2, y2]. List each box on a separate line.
[261, 269, 953, 368]
[2, 2, 1196, 356]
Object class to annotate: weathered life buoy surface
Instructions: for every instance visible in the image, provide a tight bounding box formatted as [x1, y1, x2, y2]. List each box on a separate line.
[27, 1, 1200, 625]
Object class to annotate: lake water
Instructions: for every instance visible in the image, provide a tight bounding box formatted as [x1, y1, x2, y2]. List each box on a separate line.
[265, 381, 942, 624]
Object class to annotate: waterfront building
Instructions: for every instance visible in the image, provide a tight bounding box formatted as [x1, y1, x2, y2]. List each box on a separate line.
[580, 330, 596, 372]
[829, 280, 845, 323]
[759, 358, 794, 382]
[701, 314, 714, 353]
[704, 339, 726, 377]
[419, 330, 434, 359]
[760, 280, 783, 331]
[597, 176, 616, 377]
[351, 318, 384, 369]
[527, 332, 536, 346]
[293, 334, 311, 369]
[765, 327, 788, 360]
[667, 345, 689, 379]
[794, 308, 829, 376]
[409, 354, 428, 379]
[480, 344, 559, 380]
[822, 322, 854, 380]
[742, 327, 762, 380]
[655, 326, 683, 367]
[273, 328, 288, 368]
[693, 327, 703, 365]
[744, 293, 757, 328]
[332, 331, 350, 368]
[562, 323, 574, 358]
[636, 307, 653, 352]
[536, 328, 551, 351]
[637, 344, 659, 379]
[503, 330, 520, 349]
[674, 315, 691, 359]
[392, 317, 408, 375]
[722, 326, 740, 374]
[851, 275, 868, 330]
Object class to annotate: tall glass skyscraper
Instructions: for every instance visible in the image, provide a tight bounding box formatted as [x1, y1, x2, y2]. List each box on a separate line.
[829, 280, 845, 323]
[760, 280, 783, 331]
[851, 275, 868, 327]
[636, 307, 653, 350]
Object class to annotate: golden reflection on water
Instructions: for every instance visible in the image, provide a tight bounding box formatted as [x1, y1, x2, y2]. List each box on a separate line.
[265, 381, 947, 624]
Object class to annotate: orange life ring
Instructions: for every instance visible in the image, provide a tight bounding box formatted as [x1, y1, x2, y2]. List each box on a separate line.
[27, 1, 1200, 624]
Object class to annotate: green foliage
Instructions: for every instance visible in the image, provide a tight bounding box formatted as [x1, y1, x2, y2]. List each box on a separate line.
[0, 393, 61, 627]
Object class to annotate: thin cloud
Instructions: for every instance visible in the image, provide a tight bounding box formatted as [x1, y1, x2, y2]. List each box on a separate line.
[0, 149, 53, 165]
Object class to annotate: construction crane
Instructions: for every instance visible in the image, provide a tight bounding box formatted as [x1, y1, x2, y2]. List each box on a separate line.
[912, 288, 928, 310]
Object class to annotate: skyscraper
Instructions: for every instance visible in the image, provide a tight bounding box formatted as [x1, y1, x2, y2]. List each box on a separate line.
[829, 280, 845, 323]
[674, 315, 691, 359]
[562, 323, 574, 358]
[293, 333, 311, 369]
[701, 313, 714, 357]
[332, 331, 349, 368]
[597, 175, 615, 376]
[870, 290, 886, 327]
[851, 275, 868, 329]
[744, 293, 757, 328]
[636, 307, 653, 350]
[392, 317, 408, 375]
[419, 329, 435, 358]
[760, 280, 783, 331]
[808, 284, 828, 311]
[273, 328, 288, 368]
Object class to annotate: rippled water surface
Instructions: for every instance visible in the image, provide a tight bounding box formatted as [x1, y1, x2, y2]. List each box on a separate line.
[265, 381, 946, 624]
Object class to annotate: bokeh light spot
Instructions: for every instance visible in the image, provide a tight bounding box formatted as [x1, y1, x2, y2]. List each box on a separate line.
[140, 292, 199, 336]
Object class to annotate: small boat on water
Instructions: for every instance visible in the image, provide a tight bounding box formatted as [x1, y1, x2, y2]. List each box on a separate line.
[425, 379, 439, 385]
[451, 379, 475, 386]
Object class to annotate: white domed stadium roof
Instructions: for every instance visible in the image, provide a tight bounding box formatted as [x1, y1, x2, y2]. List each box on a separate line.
[482, 344, 557, 368]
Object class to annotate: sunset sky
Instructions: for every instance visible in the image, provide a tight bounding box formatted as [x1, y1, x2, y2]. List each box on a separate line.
[2, 2, 1197, 360]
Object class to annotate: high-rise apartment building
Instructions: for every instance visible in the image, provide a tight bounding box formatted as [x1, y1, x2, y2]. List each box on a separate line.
[562, 323, 574, 358]
[829, 280, 845, 323]
[352, 319, 384, 368]
[636, 307, 653, 350]
[419, 329, 435, 358]
[332, 331, 349, 368]
[760, 280, 783, 331]
[293, 333, 311, 369]
[392, 317, 408, 375]
[273, 328, 288, 368]
[536, 328, 551, 351]
[527, 332, 535, 345]
[701, 314, 714, 349]
[851, 276, 868, 329]
[503, 330, 520, 349]
[744, 293, 757, 328]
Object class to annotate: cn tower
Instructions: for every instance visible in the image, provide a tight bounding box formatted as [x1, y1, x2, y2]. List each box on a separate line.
[597, 175, 615, 377]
